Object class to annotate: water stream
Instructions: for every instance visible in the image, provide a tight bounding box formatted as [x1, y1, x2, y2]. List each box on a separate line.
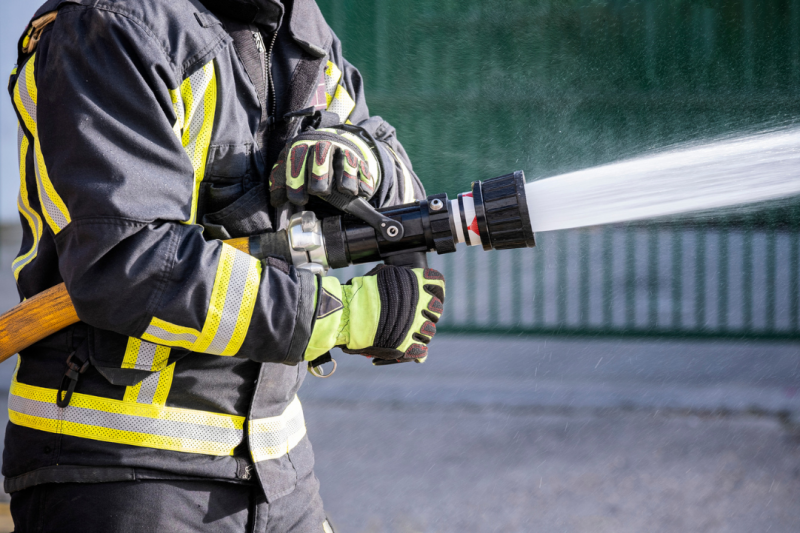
[525, 128, 800, 232]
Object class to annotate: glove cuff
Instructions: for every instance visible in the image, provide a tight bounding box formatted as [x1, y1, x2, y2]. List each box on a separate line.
[304, 276, 346, 360]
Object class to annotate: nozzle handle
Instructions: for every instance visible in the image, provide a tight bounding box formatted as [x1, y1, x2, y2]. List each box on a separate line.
[322, 191, 405, 242]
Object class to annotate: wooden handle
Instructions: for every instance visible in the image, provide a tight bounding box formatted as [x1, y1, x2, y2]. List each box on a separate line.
[0, 237, 254, 364]
[0, 283, 77, 363]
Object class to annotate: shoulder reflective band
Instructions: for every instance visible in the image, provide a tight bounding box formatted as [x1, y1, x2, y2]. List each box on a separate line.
[169, 60, 217, 225]
[249, 396, 306, 463]
[13, 54, 71, 234]
[8, 377, 244, 456]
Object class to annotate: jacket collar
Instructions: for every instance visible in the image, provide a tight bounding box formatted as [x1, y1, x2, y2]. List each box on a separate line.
[198, 0, 284, 32]
[287, 0, 330, 57]
[200, 0, 330, 57]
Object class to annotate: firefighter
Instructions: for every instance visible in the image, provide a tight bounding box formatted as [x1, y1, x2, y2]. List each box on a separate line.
[5, 0, 445, 531]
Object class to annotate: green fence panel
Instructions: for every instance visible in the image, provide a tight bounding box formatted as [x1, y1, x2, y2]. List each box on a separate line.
[320, 0, 800, 339]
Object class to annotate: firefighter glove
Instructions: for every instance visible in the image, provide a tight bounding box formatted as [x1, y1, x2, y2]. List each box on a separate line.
[305, 266, 445, 364]
[270, 128, 380, 207]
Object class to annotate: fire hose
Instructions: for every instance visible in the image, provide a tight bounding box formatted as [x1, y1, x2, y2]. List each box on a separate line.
[0, 171, 535, 363]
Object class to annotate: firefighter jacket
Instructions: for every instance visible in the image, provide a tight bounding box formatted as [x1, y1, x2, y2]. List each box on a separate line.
[4, 0, 424, 501]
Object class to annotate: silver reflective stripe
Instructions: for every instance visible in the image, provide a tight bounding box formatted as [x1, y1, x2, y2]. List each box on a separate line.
[324, 66, 339, 96]
[327, 89, 353, 123]
[249, 413, 305, 451]
[249, 396, 306, 462]
[17, 126, 23, 163]
[136, 342, 157, 369]
[12, 126, 42, 276]
[184, 68, 209, 163]
[134, 341, 160, 404]
[136, 372, 160, 405]
[19, 59, 68, 232]
[205, 251, 251, 355]
[32, 151, 69, 230]
[16, 65, 36, 124]
[144, 324, 198, 344]
[8, 394, 242, 447]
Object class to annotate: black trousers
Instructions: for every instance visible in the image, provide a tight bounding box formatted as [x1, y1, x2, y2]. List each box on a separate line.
[9, 471, 333, 533]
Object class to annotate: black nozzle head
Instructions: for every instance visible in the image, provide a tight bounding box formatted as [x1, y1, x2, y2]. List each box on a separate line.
[472, 171, 536, 251]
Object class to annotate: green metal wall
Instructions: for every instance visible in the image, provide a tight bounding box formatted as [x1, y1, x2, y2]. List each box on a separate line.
[321, 0, 800, 338]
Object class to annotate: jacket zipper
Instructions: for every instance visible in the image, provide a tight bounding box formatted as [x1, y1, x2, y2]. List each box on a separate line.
[252, 30, 278, 131]
[266, 31, 278, 121]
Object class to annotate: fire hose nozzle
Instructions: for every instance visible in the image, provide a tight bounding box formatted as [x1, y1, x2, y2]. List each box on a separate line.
[452, 170, 536, 251]
[286, 211, 328, 275]
[265, 170, 536, 274]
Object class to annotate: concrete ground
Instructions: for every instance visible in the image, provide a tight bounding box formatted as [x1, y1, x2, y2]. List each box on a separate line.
[299, 337, 800, 533]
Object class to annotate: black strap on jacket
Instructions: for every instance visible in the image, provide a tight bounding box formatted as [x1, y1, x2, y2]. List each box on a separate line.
[56, 340, 89, 408]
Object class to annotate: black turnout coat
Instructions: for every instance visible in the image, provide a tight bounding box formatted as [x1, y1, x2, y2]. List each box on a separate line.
[4, 0, 423, 501]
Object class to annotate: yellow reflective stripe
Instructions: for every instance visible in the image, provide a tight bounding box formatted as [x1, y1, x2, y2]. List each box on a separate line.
[122, 337, 145, 369]
[249, 396, 306, 463]
[123, 363, 175, 406]
[121, 338, 171, 372]
[324, 61, 342, 98]
[328, 84, 356, 123]
[32, 135, 71, 233]
[122, 338, 174, 405]
[143, 317, 201, 348]
[9, 378, 244, 456]
[151, 362, 175, 406]
[13, 55, 71, 234]
[143, 244, 262, 356]
[13, 59, 36, 135]
[169, 61, 217, 225]
[169, 85, 185, 138]
[13, 127, 43, 280]
[123, 380, 141, 404]
[387, 146, 418, 203]
[322, 61, 355, 122]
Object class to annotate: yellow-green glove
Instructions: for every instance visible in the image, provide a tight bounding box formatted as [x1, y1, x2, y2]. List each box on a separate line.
[305, 266, 446, 364]
[269, 128, 380, 207]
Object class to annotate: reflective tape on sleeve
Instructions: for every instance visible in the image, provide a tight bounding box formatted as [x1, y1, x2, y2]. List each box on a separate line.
[143, 244, 262, 356]
[12, 125, 43, 280]
[13, 55, 71, 235]
[169, 61, 217, 225]
[249, 396, 307, 463]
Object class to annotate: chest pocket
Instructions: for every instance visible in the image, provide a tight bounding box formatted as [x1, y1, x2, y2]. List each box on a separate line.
[200, 143, 273, 240]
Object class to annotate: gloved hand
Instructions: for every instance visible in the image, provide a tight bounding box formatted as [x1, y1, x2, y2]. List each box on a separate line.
[270, 128, 380, 207]
[305, 266, 445, 364]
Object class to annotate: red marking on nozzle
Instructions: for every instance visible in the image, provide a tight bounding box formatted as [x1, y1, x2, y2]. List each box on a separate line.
[468, 217, 479, 235]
